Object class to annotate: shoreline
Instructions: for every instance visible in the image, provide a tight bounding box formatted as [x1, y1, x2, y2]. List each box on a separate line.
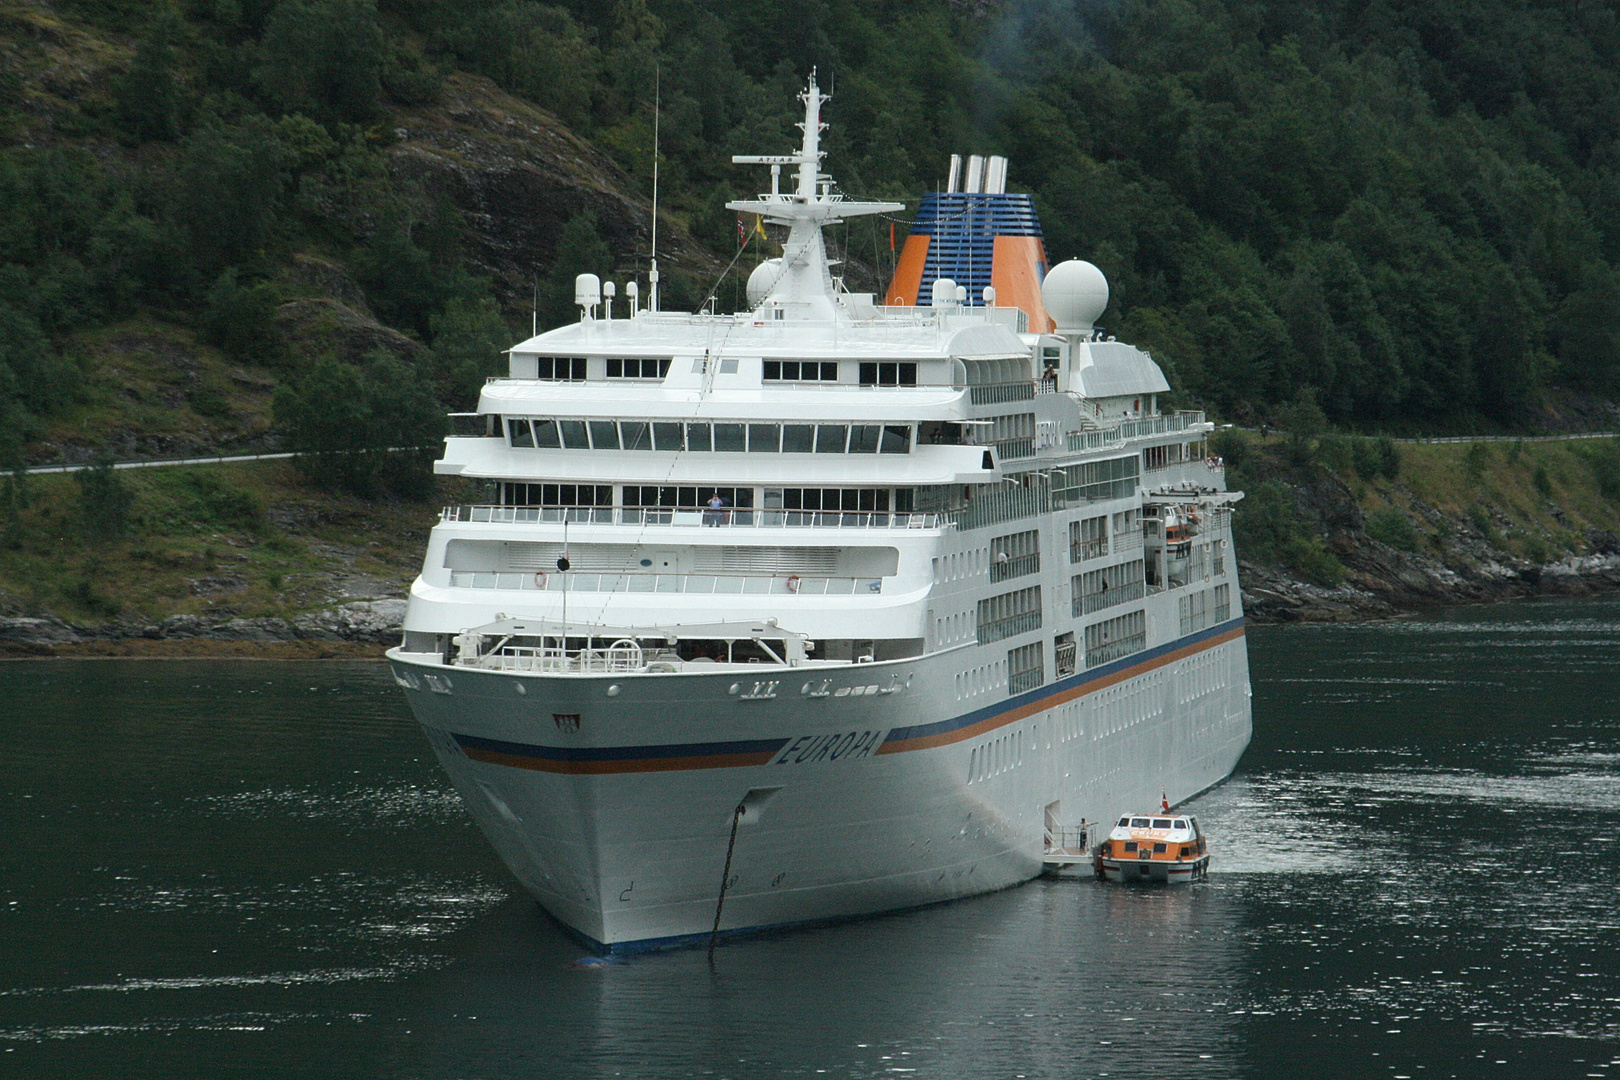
[8, 560, 1620, 659]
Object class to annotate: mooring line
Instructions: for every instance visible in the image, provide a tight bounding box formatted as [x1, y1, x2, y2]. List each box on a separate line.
[708, 802, 746, 959]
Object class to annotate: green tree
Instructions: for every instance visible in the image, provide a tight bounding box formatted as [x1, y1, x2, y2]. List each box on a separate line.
[256, 0, 384, 125]
[114, 8, 185, 142]
[201, 268, 282, 365]
[274, 350, 444, 497]
[169, 116, 289, 277]
[431, 296, 511, 408]
[544, 210, 612, 328]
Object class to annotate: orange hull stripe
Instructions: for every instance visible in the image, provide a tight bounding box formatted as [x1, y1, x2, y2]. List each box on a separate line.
[875, 625, 1245, 755]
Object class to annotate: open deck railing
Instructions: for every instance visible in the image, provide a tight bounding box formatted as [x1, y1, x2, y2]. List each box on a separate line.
[448, 571, 882, 595]
[442, 506, 947, 530]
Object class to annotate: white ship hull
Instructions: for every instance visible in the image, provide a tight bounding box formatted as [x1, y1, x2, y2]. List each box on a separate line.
[388, 619, 1249, 951]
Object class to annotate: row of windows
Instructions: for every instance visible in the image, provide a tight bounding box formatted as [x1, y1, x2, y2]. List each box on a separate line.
[530, 357, 917, 385]
[779, 488, 895, 512]
[536, 356, 587, 381]
[967, 729, 1022, 784]
[606, 357, 671, 379]
[763, 360, 839, 382]
[1051, 455, 1140, 508]
[934, 609, 975, 647]
[1179, 648, 1227, 706]
[501, 483, 613, 507]
[955, 660, 1005, 702]
[507, 418, 911, 454]
[859, 362, 917, 386]
[933, 548, 989, 584]
[620, 486, 756, 509]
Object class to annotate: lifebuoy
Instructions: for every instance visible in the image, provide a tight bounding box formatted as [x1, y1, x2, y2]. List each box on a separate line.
[534, 572, 547, 589]
[785, 575, 801, 594]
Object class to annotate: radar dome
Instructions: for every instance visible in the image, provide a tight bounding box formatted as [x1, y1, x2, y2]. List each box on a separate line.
[1042, 260, 1109, 335]
[746, 259, 784, 308]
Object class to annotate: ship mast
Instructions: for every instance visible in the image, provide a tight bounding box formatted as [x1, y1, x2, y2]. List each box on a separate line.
[727, 71, 902, 320]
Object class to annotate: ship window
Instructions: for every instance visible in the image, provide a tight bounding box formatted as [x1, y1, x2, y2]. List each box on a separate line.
[815, 425, 848, 453]
[880, 425, 910, 453]
[1174, 819, 1187, 829]
[748, 424, 781, 452]
[686, 423, 712, 451]
[1153, 842, 1167, 853]
[714, 423, 747, 451]
[1180, 846, 1191, 857]
[652, 422, 684, 450]
[558, 420, 589, 449]
[1123, 841, 1138, 852]
[532, 419, 561, 448]
[507, 418, 534, 447]
[536, 356, 586, 381]
[782, 424, 815, 452]
[606, 357, 671, 379]
[1117, 817, 1129, 827]
[620, 421, 651, 450]
[859, 362, 917, 386]
[1153, 818, 1171, 829]
[536, 483, 612, 506]
[1130, 818, 1150, 827]
[848, 425, 880, 453]
[589, 420, 620, 449]
[782, 488, 890, 512]
[764, 360, 839, 381]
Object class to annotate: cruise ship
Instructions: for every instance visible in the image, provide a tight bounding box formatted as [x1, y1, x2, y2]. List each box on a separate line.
[386, 75, 1252, 952]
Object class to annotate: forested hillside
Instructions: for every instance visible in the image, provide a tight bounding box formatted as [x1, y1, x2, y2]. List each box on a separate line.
[4, 0, 1620, 475]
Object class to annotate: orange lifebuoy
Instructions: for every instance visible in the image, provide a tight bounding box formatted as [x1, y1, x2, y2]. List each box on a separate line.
[785, 575, 801, 593]
[534, 572, 547, 589]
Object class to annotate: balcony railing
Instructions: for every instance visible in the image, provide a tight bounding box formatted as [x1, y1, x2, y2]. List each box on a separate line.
[1068, 411, 1207, 449]
[977, 610, 1042, 644]
[990, 552, 1040, 583]
[1077, 579, 1146, 616]
[969, 381, 1037, 405]
[1070, 538, 1108, 563]
[448, 571, 883, 595]
[1086, 632, 1146, 669]
[992, 436, 1035, 460]
[1008, 667, 1045, 694]
[442, 506, 946, 530]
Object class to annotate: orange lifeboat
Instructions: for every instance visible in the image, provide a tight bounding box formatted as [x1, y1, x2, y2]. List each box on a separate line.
[1095, 809, 1209, 884]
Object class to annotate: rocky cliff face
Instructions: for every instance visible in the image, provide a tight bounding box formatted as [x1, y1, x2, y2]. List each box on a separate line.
[389, 73, 720, 308]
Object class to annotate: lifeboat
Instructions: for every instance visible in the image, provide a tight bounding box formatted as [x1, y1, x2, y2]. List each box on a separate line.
[1095, 807, 1209, 884]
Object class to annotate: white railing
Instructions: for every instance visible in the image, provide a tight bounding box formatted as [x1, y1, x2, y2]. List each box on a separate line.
[969, 381, 1036, 405]
[1086, 633, 1146, 669]
[1077, 580, 1146, 616]
[442, 506, 945, 530]
[466, 643, 648, 674]
[449, 571, 883, 595]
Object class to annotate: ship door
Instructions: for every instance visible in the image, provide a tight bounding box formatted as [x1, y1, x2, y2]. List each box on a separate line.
[649, 549, 682, 574]
[1044, 800, 1062, 852]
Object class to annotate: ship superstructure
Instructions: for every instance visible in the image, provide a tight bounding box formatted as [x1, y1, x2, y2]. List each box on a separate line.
[387, 75, 1251, 951]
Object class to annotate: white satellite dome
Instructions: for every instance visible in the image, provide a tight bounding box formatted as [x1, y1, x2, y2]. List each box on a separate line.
[1042, 260, 1109, 336]
[746, 259, 784, 308]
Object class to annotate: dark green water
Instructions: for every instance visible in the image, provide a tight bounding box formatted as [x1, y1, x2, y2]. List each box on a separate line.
[3, 601, 1619, 1078]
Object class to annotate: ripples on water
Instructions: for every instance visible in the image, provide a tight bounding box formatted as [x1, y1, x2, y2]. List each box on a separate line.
[3, 603, 1620, 1078]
